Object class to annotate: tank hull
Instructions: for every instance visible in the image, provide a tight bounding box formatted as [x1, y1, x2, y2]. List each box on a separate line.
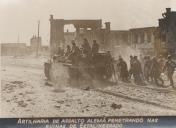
[44, 62, 94, 87]
[44, 62, 70, 86]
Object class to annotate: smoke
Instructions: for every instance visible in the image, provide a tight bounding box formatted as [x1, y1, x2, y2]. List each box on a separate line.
[50, 45, 142, 88]
[112, 45, 141, 67]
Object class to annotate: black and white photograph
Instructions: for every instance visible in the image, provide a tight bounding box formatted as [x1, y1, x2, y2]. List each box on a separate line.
[1, 0, 176, 118]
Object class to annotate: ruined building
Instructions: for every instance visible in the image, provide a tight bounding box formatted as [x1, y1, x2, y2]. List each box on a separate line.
[129, 27, 157, 55]
[49, 8, 176, 57]
[158, 8, 176, 56]
[49, 15, 112, 56]
[129, 8, 176, 56]
[49, 15, 130, 57]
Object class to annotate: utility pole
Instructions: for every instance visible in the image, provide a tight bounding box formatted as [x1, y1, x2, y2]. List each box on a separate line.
[17, 34, 20, 43]
[36, 20, 40, 57]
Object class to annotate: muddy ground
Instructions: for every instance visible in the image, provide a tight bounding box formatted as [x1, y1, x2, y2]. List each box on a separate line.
[1, 56, 176, 117]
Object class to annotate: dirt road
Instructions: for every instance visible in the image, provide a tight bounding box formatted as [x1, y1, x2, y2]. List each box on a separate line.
[1, 56, 176, 117]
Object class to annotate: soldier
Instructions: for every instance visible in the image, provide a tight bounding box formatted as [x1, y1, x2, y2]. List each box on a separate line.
[117, 57, 129, 82]
[65, 45, 71, 57]
[107, 51, 113, 63]
[57, 46, 64, 56]
[106, 51, 115, 80]
[139, 54, 145, 73]
[82, 38, 91, 56]
[129, 55, 134, 79]
[132, 56, 143, 85]
[144, 56, 152, 82]
[91, 40, 99, 56]
[157, 55, 165, 70]
[150, 57, 164, 87]
[71, 40, 80, 54]
[81, 38, 91, 64]
[116, 55, 122, 78]
[163, 55, 176, 88]
[69, 40, 80, 65]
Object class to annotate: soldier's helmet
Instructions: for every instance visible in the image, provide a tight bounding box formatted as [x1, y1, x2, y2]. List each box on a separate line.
[167, 55, 171, 60]
[134, 56, 137, 60]
[152, 56, 157, 62]
[93, 40, 96, 44]
[119, 57, 123, 61]
[159, 55, 162, 58]
[71, 40, 75, 45]
[147, 55, 151, 59]
[84, 38, 88, 43]
[144, 56, 148, 59]
[67, 45, 70, 48]
[130, 55, 133, 59]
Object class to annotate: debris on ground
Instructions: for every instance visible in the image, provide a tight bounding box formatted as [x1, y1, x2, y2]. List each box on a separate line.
[110, 103, 122, 110]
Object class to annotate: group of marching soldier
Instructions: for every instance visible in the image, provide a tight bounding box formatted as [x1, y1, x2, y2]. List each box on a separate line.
[117, 54, 176, 88]
[61, 38, 176, 88]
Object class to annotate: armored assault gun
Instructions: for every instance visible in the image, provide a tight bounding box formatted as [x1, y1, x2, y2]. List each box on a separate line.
[44, 52, 115, 87]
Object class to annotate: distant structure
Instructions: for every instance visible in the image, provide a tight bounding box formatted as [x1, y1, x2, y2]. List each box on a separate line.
[129, 27, 157, 55]
[1, 20, 49, 57]
[30, 35, 42, 52]
[28, 35, 49, 56]
[1, 36, 49, 56]
[1, 43, 27, 56]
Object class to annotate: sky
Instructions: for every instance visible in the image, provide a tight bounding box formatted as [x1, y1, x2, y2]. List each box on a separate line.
[0, 0, 175, 45]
